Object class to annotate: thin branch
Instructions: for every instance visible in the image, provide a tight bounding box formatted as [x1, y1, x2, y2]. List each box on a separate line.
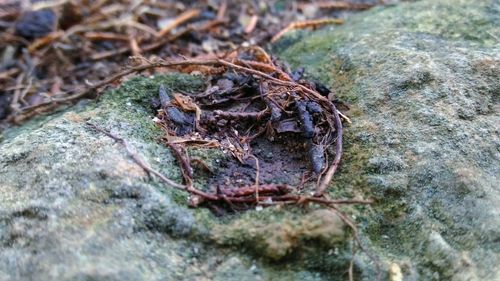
[315, 103, 343, 196]
[13, 57, 344, 125]
[86, 122, 187, 191]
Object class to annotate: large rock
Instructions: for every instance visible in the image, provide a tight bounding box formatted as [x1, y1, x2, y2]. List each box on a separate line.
[0, 0, 498, 280]
[277, 0, 499, 279]
[0, 74, 346, 281]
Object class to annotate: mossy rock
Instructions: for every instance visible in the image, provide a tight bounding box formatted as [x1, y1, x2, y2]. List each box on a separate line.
[0, 73, 350, 280]
[1, 0, 499, 280]
[277, 0, 499, 279]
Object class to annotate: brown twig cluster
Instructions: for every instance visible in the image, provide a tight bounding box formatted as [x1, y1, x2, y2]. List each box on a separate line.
[87, 118, 379, 280]
[13, 46, 351, 202]
[271, 18, 344, 43]
[1, 1, 382, 126]
[11, 45, 350, 198]
[83, 47, 379, 275]
[152, 48, 347, 198]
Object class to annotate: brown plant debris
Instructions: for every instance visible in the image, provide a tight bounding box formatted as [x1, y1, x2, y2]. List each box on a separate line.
[271, 18, 344, 43]
[0, 0, 381, 126]
[75, 47, 366, 211]
[83, 49, 379, 277]
[52, 45, 362, 204]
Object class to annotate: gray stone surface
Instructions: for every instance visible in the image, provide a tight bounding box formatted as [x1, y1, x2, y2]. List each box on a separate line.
[1, 0, 499, 280]
[278, 0, 499, 279]
[0, 74, 341, 281]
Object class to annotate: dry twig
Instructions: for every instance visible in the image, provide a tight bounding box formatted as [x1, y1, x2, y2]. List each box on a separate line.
[271, 18, 344, 43]
[157, 9, 201, 37]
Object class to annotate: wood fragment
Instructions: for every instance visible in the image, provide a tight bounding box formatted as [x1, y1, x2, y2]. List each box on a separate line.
[260, 81, 281, 122]
[168, 143, 194, 184]
[0, 68, 21, 81]
[129, 37, 141, 57]
[216, 0, 227, 20]
[214, 109, 269, 121]
[10, 73, 25, 113]
[315, 103, 343, 196]
[299, 1, 374, 11]
[157, 9, 201, 37]
[271, 18, 344, 43]
[90, 27, 192, 60]
[220, 184, 291, 197]
[244, 14, 259, 34]
[28, 31, 64, 53]
[83, 31, 129, 41]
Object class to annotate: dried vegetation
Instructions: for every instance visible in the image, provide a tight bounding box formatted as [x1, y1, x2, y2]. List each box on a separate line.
[0, 0, 376, 123]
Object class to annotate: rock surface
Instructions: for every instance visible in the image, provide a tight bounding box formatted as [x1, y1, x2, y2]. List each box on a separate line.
[1, 0, 499, 280]
[0, 74, 345, 281]
[277, 0, 499, 279]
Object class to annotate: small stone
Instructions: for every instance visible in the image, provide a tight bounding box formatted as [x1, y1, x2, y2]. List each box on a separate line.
[389, 263, 403, 281]
[15, 9, 56, 40]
